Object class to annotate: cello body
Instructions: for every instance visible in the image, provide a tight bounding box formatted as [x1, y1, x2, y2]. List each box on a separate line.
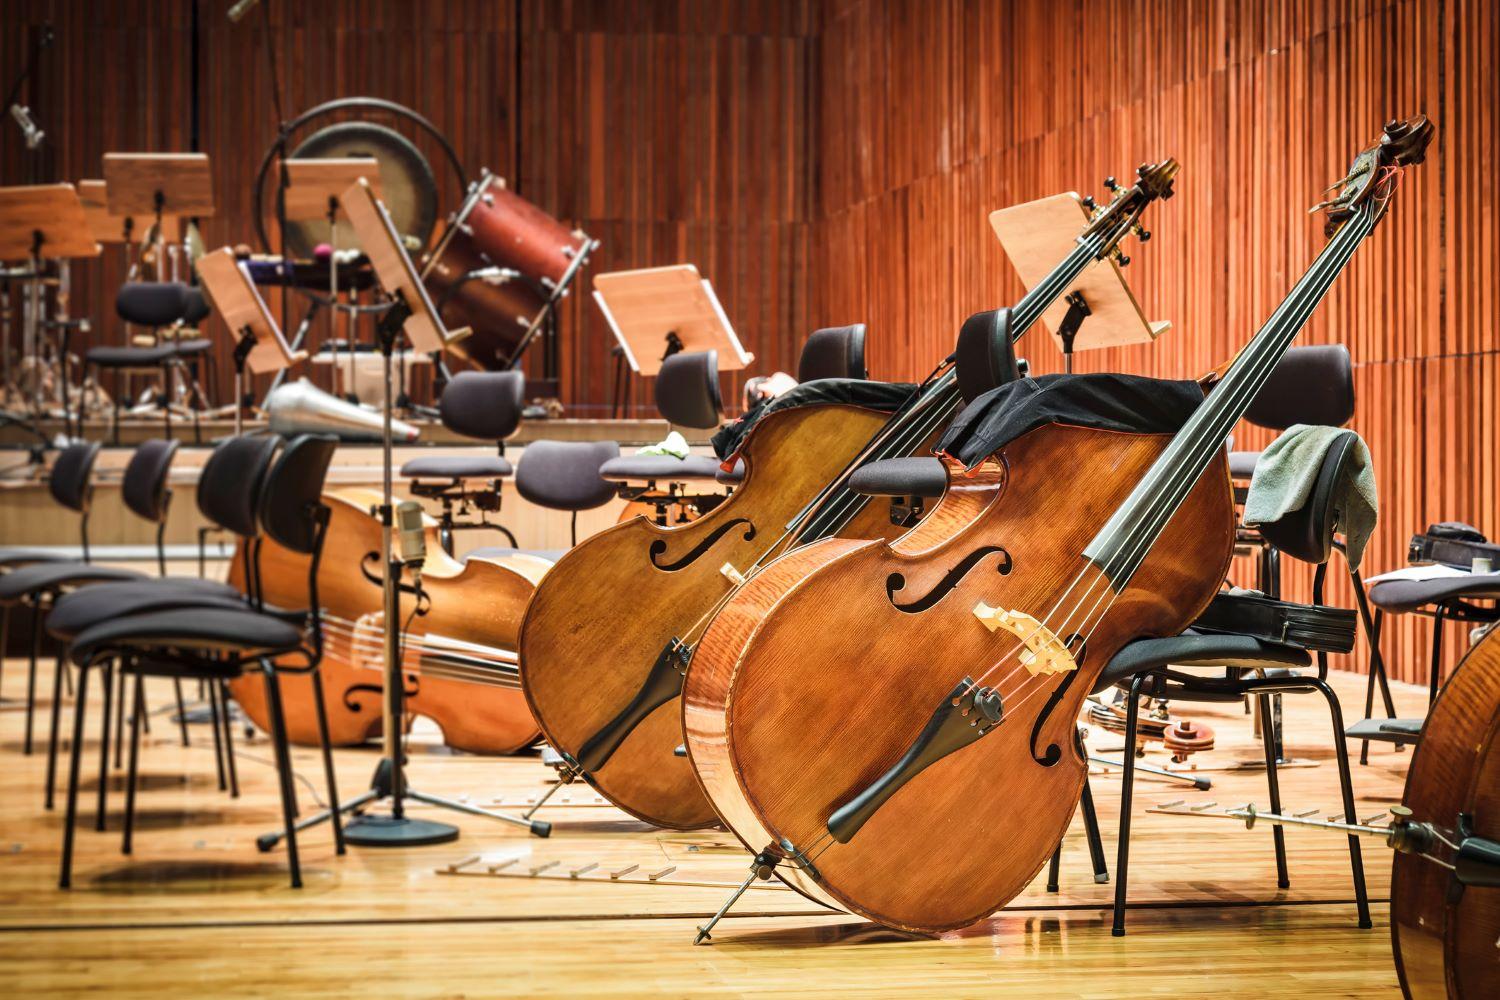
[519, 402, 917, 830]
[1391, 627, 1500, 999]
[683, 423, 1236, 930]
[229, 489, 548, 755]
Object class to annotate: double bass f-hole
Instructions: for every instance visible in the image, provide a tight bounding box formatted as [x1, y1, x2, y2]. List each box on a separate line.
[649, 518, 757, 572]
[360, 550, 432, 612]
[1027, 633, 1087, 767]
[886, 546, 1012, 613]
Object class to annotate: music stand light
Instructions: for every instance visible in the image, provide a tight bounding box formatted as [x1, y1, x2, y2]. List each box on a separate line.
[196, 247, 309, 434]
[990, 193, 1168, 372]
[262, 176, 539, 849]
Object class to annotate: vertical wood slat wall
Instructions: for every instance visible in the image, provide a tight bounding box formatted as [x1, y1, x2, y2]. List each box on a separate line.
[2, 0, 1496, 686]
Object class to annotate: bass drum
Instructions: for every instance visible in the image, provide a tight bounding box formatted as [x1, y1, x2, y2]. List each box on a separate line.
[421, 172, 588, 370]
[284, 121, 439, 259]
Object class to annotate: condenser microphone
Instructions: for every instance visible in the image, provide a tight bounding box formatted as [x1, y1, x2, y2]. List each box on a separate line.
[395, 500, 427, 574]
[9, 105, 44, 150]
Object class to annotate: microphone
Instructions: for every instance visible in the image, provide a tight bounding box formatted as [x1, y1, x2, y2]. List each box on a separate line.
[395, 501, 427, 577]
[9, 105, 44, 150]
[227, 0, 262, 23]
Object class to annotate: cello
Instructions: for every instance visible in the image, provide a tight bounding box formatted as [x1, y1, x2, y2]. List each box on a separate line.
[682, 117, 1434, 933]
[519, 160, 1177, 829]
[228, 489, 548, 755]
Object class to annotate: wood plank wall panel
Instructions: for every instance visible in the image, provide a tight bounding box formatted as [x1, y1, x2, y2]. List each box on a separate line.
[810, 0, 1499, 687]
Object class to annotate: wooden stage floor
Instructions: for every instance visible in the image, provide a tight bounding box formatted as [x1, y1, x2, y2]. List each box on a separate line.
[0, 650, 1427, 997]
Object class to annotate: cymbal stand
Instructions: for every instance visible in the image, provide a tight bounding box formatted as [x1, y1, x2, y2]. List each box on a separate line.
[256, 290, 548, 853]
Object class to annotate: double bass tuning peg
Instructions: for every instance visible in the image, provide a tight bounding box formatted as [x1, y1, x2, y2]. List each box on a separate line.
[1081, 194, 1097, 210]
[1103, 176, 1119, 191]
[1134, 226, 1151, 242]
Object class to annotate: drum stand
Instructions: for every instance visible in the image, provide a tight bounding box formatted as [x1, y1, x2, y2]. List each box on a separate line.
[256, 293, 548, 853]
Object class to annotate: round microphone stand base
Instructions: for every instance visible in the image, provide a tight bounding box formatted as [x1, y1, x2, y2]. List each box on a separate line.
[342, 813, 458, 848]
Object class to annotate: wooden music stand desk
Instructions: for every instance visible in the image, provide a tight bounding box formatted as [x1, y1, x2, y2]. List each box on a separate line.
[0, 184, 101, 260]
[592, 264, 755, 377]
[282, 158, 382, 221]
[197, 247, 308, 375]
[103, 152, 215, 218]
[990, 193, 1168, 362]
[77, 180, 129, 244]
[339, 176, 467, 354]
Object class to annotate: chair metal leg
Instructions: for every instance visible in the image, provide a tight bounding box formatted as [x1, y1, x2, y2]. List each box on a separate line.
[24, 600, 41, 754]
[112, 667, 126, 768]
[261, 661, 302, 888]
[96, 661, 113, 831]
[1258, 694, 1290, 889]
[207, 680, 227, 793]
[1111, 674, 1147, 936]
[218, 680, 239, 798]
[1310, 678, 1373, 928]
[309, 670, 345, 855]
[44, 650, 66, 810]
[1045, 842, 1062, 893]
[1080, 775, 1108, 883]
[0, 604, 8, 699]
[122, 675, 145, 855]
[173, 678, 190, 746]
[1428, 605, 1446, 705]
[59, 665, 90, 889]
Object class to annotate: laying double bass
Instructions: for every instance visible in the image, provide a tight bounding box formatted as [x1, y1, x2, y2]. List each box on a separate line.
[229, 490, 547, 755]
[683, 117, 1434, 934]
[519, 160, 1177, 829]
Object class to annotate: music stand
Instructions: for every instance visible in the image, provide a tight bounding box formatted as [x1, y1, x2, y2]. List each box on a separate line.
[262, 176, 537, 850]
[282, 158, 382, 401]
[0, 184, 101, 425]
[104, 153, 213, 281]
[593, 264, 753, 413]
[990, 193, 1168, 372]
[196, 247, 308, 434]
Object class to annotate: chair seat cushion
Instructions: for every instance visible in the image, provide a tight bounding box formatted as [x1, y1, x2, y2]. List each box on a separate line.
[70, 608, 304, 667]
[1228, 450, 1260, 479]
[1092, 629, 1312, 695]
[599, 454, 723, 484]
[48, 579, 246, 640]
[466, 546, 564, 564]
[1345, 717, 1423, 745]
[86, 344, 178, 367]
[400, 455, 514, 480]
[1368, 572, 1500, 613]
[172, 338, 212, 356]
[0, 548, 70, 570]
[847, 457, 947, 499]
[0, 562, 144, 602]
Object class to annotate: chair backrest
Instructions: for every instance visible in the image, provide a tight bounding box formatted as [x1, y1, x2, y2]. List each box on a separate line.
[116, 281, 190, 328]
[121, 438, 180, 523]
[954, 308, 1021, 404]
[1254, 429, 1360, 566]
[655, 350, 722, 429]
[181, 286, 211, 325]
[439, 370, 526, 441]
[798, 325, 867, 382]
[515, 440, 620, 512]
[257, 435, 338, 554]
[48, 441, 101, 512]
[198, 434, 283, 536]
[1245, 344, 1355, 430]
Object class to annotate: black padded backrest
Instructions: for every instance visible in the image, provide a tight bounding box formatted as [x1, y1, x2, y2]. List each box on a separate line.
[798, 325, 867, 382]
[655, 350, 722, 429]
[1244, 345, 1355, 430]
[439, 370, 526, 441]
[1254, 430, 1359, 565]
[121, 439, 180, 523]
[515, 440, 620, 512]
[198, 434, 283, 536]
[955, 308, 1021, 404]
[116, 282, 190, 328]
[258, 435, 338, 554]
[181, 286, 211, 325]
[48, 441, 102, 512]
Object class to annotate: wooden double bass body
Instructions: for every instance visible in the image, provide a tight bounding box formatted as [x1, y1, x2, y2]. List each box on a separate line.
[683, 424, 1236, 931]
[519, 402, 917, 830]
[229, 489, 548, 755]
[1391, 627, 1500, 999]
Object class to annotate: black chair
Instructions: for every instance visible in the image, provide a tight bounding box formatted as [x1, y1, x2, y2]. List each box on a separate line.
[466, 439, 620, 561]
[81, 282, 215, 444]
[0, 441, 198, 755]
[599, 350, 728, 523]
[45, 434, 284, 811]
[58, 434, 344, 890]
[1102, 430, 1372, 936]
[797, 324, 868, 382]
[400, 370, 525, 554]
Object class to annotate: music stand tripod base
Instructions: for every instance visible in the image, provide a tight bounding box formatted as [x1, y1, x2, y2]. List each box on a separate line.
[342, 814, 459, 847]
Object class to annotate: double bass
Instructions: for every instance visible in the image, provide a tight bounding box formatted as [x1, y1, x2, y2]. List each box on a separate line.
[228, 489, 548, 755]
[518, 161, 1176, 829]
[682, 118, 1434, 933]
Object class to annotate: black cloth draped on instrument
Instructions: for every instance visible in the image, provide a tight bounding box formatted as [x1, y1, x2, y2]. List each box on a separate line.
[936, 373, 1206, 471]
[711, 378, 918, 462]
